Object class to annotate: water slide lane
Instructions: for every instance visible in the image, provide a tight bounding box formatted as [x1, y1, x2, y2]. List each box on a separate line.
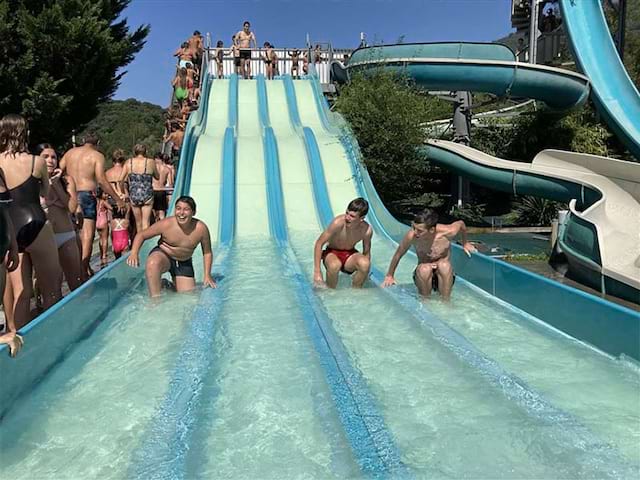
[0, 76, 229, 478]
[560, 0, 640, 159]
[236, 80, 269, 236]
[181, 78, 361, 478]
[263, 77, 410, 477]
[188, 78, 230, 241]
[293, 77, 640, 473]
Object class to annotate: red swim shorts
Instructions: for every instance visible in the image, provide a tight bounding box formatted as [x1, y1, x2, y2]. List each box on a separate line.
[322, 248, 358, 274]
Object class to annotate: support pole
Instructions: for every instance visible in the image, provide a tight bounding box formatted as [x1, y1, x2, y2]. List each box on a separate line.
[529, 0, 542, 64]
[617, 0, 627, 60]
[452, 91, 472, 206]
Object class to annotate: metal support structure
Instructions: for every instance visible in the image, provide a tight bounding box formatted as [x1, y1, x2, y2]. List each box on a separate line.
[615, 0, 627, 59]
[529, 0, 542, 64]
[453, 91, 472, 205]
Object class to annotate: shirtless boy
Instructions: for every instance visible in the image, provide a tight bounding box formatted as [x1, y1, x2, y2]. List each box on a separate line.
[127, 196, 216, 297]
[288, 49, 300, 78]
[313, 198, 372, 289]
[235, 21, 257, 79]
[382, 209, 476, 300]
[60, 133, 124, 277]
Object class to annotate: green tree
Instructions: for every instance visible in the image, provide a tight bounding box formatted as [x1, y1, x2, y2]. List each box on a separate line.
[0, 0, 149, 147]
[77, 99, 165, 164]
[335, 71, 445, 215]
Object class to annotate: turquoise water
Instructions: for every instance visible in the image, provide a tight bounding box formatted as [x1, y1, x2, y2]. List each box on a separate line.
[288, 230, 639, 478]
[184, 240, 359, 479]
[0, 280, 200, 479]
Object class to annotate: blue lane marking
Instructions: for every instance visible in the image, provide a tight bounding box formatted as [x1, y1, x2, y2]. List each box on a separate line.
[262, 77, 411, 478]
[130, 73, 238, 479]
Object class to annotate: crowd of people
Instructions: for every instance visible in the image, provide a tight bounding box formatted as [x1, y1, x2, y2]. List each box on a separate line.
[0, 114, 176, 357]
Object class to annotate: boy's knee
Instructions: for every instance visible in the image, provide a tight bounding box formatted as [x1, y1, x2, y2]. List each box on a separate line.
[416, 263, 433, 279]
[357, 256, 370, 271]
[325, 259, 341, 274]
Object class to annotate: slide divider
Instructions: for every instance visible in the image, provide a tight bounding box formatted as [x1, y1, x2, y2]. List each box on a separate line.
[261, 75, 411, 478]
[129, 74, 238, 479]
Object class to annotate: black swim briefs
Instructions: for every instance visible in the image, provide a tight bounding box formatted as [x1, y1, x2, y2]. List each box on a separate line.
[150, 246, 194, 278]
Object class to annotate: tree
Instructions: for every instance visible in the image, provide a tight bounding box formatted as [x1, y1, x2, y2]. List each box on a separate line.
[77, 99, 165, 164]
[0, 0, 149, 147]
[335, 71, 446, 216]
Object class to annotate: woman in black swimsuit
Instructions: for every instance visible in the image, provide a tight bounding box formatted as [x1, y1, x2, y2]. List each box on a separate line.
[0, 167, 23, 356]
[0, 114, 62, 329]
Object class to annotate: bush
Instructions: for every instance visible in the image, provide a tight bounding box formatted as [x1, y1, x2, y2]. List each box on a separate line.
[505, 196, 567, 226]
[335, 71, 446, 212]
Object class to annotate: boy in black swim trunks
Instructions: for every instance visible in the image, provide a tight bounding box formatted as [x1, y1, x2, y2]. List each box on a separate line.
[235, 21, 257, 79]
[127, 195, 216, 297]
[382, 209, 476, 300]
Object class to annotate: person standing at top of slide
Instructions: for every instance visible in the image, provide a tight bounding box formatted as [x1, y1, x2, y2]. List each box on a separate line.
[60, 133, 124, 278]
[188, 30, 204, 67]
[235, 21, 257, 79]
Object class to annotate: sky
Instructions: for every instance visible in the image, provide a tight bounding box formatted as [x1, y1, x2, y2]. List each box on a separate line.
[114, 0, 516, 107]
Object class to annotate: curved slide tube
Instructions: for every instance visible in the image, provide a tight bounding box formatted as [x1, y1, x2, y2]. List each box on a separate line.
[335, 42, 590, 110]
[560, 0, 640, 159]
[425, 140, 640, 304]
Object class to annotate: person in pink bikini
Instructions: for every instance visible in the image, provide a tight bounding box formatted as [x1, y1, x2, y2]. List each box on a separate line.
[313, 198, 372, 289]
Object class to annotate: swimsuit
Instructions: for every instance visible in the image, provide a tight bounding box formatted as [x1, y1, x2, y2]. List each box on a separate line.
[54, 230, 76, 249]
[239, 49, 251, 60]
[413, 266, 456, 292]
[153, 190, 168, 212]
[175, 87, 188, 101]
[8, 155, 48, 252]
[77, 190, 97, 221]
[0, 188, 11, 262]
[322, 248, 358, 274]
[128, 159, 153, 207]
[111, 225, 129, 254]
[150, 245, 194, 278]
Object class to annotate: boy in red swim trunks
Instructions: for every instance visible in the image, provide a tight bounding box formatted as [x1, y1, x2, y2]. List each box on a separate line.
[313, 198, 373, 289]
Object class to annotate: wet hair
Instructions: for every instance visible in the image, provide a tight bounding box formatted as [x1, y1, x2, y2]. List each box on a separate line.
[176, 195, 196, 213]
[133, 144, 147, 156]
[112, 149, 126, 164]
[182, 41, 189, 48]
[193, 30, 201, 35]
[413, 209, 438, 228]
[347, 197, 369, 217]
[0, 114, 29, 154]
[217, 40, 223, 47]
[243, 21, 251, 27]
[83, 132, 99, 145]
[34, 143, 55, 156]
[263, 41, 270, 47]
[161, 153, 171, 164]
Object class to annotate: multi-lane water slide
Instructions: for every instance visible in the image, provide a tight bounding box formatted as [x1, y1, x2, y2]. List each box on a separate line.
[2, 59, 640, 476]
[333, 1, 640, 304]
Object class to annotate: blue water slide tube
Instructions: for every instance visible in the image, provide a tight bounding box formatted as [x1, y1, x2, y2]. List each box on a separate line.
[0, 72, 215, 418]
[560, 0, 640, 159]
[338, 42, 590, 110]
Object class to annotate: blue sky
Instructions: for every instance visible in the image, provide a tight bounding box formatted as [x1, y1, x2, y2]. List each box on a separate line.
[114, 0, 515, 106]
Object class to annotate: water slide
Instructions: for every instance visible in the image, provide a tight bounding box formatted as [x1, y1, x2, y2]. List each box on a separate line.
[560, 0, 640, 160]
[2, 69, 640, 477]
[334, 41, 640, 303]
